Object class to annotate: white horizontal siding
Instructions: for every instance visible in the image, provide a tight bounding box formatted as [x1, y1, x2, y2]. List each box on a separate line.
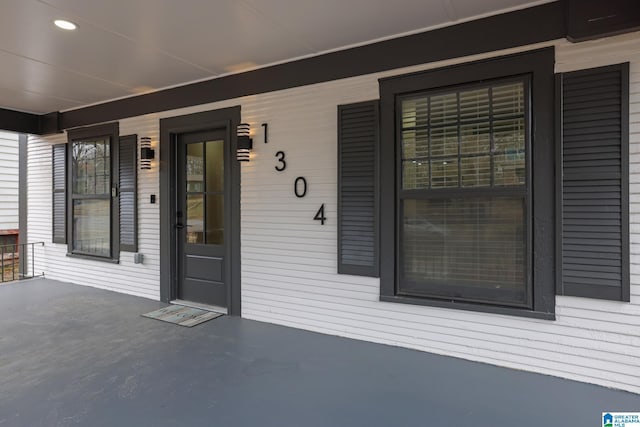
[0, 132, 19, 231]
[27, 31, 640, 394]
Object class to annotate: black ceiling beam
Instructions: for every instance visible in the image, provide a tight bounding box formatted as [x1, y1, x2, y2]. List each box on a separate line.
[39, 112, 62, 134]
[0, 108, 41, 134]
[0, 109, 62, 135]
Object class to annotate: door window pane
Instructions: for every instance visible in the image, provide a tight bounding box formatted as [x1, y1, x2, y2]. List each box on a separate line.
[185, 140, 225, 245]
[206, 194, 224, 244]
[186, 143, 204, 192]
[73, 199, 110, 257]
[206, 140, 224, 192]
[186, 194, 204, 244]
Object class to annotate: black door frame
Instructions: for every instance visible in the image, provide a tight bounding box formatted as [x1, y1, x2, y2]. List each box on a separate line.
[159, 106, 241, 315]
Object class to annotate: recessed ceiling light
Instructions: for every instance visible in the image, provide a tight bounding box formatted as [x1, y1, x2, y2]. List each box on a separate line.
[54, 20, 77, 31]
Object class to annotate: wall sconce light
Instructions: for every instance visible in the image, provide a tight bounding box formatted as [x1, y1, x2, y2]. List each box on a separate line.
[237, 123, 253, 162]
[140, 136, 155, 170]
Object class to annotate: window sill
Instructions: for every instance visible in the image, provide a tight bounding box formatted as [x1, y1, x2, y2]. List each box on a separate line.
[379, 294, 555, 321]
[66, 253, 120, 264]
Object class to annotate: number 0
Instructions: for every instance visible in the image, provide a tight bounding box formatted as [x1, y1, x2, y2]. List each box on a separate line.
[294, 177, 307, 198]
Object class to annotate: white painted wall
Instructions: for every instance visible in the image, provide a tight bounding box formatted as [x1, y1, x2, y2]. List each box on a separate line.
[0, 131, 19, 232]
[27, 31, 640, 394]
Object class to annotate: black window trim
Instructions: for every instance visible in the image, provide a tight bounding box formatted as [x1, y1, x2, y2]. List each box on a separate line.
[379, 47, 556, 320]
[66, 122, 120, 262]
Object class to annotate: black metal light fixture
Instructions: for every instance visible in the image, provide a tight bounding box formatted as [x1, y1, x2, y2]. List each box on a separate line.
[236, 123, 253, 162]
[140, 136, 155, 170]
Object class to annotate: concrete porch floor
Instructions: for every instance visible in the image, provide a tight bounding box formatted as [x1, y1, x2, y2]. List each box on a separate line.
[0, 279, 638, 427]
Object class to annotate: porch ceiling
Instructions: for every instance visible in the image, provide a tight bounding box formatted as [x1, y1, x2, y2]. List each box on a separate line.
[0, 0, 553, 115]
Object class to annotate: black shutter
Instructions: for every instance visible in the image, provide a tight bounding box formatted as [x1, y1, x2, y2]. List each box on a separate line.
[119, 135, 137, 252]
[52, 144, 66, 244]
[559, 63, 630, 301]
[338, 100, 379, 277]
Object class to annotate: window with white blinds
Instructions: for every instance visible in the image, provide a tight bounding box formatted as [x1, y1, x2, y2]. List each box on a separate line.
[398, 77, 530, 307]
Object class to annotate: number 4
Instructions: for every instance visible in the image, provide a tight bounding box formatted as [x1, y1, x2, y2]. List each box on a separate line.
[314, 204, 326, 225]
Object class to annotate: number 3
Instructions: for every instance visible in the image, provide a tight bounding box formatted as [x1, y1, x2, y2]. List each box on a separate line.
[275, 151, 286, 171]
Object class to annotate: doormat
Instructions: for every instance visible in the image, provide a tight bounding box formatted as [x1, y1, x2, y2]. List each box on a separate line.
[142, 305, 223, 327]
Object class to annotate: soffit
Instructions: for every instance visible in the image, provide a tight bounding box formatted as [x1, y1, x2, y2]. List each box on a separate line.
[0, 0, 553, 114]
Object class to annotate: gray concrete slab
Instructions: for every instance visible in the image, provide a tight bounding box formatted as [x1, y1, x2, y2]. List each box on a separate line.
[0, 278, 637, 427]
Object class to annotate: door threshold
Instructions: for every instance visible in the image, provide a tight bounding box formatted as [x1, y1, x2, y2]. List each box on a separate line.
[171, 299, 228, 315]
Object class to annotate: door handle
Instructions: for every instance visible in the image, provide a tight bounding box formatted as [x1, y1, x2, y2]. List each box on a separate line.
[175, 223, 192, 230]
